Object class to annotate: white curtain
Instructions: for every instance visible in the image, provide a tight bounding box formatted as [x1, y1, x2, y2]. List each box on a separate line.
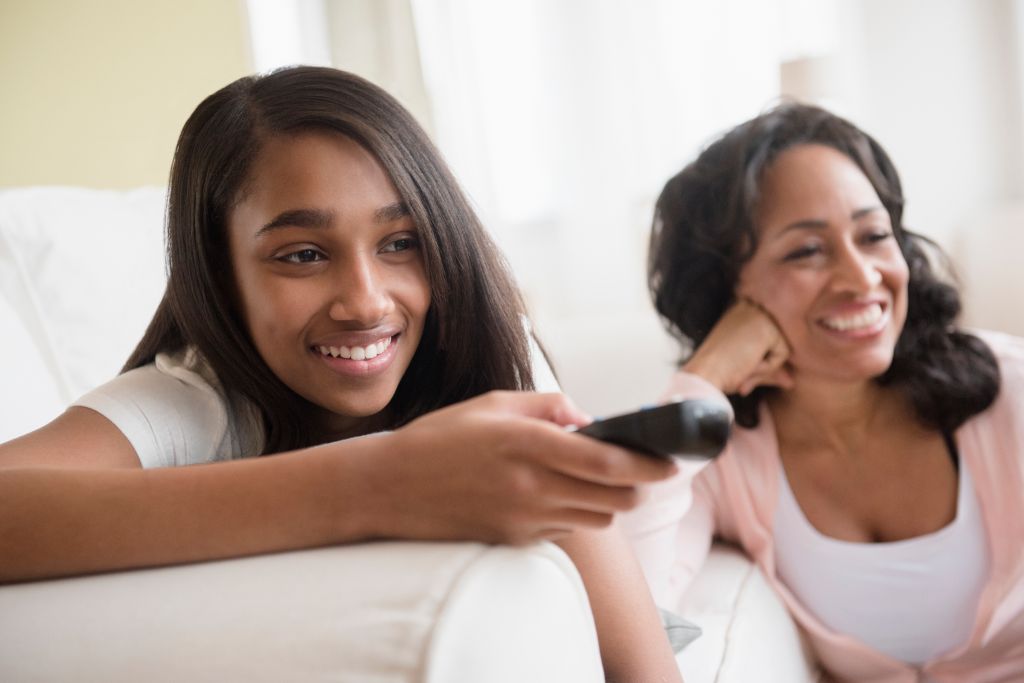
[240, 0, 1024, 403]
[243, 0, 848, 321]
[409, 0, 814, 321]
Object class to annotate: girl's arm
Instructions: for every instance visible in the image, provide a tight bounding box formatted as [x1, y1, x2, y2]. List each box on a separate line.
[558, 527, 683, 683]
[0, 391, 676, 583]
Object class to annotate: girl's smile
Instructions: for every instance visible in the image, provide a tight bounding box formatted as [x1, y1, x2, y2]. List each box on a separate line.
[228, 130, 431, 431]
[312, 332, 399, 376]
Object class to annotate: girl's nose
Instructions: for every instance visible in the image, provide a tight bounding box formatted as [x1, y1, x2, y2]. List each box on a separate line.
[328, 258, 392, 325]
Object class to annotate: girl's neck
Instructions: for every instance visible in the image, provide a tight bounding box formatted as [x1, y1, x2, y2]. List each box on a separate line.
[311, 407, 391, 444]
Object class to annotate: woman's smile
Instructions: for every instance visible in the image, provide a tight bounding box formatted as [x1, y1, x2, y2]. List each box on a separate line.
[816, 300, 889, 337]
[738, 143, 909, 382]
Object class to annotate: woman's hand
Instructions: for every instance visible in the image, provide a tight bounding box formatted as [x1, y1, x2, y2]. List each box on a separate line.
[678, 298, 794, 396]
[352, 391, 678, 546]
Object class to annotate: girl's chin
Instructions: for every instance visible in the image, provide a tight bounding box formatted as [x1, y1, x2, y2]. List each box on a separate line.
[300, 387, 397, 430]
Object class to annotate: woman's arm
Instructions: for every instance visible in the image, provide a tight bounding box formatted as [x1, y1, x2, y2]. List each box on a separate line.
[558, 527, 683, 683]
[0, 391, 676, 583]
[670, 299, 793, 397]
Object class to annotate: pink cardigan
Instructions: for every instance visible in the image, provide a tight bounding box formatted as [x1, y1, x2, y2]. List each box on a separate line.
[623, 331, 1024, 682]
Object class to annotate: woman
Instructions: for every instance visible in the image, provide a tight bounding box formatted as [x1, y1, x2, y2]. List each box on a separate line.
[629, 102, 1024, 680]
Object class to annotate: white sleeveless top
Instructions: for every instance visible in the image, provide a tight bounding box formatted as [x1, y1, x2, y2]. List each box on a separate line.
[773, 454, 990, 664]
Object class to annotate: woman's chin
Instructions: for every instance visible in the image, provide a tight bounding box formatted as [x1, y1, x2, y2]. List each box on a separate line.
[793, 352, 895, 385]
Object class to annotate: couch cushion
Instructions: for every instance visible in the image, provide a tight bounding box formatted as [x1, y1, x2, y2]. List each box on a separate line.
[675, 543, 821, 682]
[0, 542, 603, 683]
[423, 543, 603, 682]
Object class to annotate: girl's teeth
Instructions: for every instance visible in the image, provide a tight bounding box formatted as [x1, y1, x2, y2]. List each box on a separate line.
[318, 337, 392, 360]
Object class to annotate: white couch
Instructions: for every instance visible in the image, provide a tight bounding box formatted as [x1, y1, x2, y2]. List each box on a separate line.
[0, 187, 820, 682]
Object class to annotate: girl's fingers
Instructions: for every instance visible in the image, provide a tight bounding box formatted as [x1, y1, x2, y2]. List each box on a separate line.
[543, 431, 678, 486]
[542, 508, 615, 532]
[482, 391, 593, 428]
[533, 468, 643, 514]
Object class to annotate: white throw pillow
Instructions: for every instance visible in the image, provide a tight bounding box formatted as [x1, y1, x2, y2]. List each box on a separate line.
[0, 186, 168, 404]
[0, 293, 65, 441]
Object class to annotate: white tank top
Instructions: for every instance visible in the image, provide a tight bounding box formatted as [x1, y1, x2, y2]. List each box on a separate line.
[773, 454, 990, 664]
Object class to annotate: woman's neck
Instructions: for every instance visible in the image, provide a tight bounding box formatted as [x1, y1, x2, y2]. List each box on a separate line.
[767, 375, 908, 457]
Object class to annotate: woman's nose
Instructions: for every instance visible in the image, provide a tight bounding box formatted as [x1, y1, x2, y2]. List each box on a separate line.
[328, 258, 392, 325]
[832, 243, 882, 293]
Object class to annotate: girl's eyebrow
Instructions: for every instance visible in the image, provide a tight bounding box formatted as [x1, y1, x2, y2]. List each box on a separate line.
[374, 201, 409, 223]
[256, 208, 333, 237]
[255, 202, 409, 238]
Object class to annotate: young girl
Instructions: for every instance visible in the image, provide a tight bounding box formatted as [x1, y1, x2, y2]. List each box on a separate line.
[629, 102, 1024, 680]
[0, 67, 686, 680]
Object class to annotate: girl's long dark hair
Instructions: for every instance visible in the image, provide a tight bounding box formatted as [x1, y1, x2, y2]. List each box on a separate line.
[648, 102, 999, 432]
[125, 66, 535, 454]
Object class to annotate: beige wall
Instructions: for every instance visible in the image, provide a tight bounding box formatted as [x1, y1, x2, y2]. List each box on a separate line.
[0, 0, 252, 188]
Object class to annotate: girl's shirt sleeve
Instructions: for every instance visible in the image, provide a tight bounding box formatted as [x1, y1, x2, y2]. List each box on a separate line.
[71, 350, 262, 468]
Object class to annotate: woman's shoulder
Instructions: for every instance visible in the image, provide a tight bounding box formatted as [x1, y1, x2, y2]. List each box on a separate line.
[962, 330, 1024, 450]
[973, 329, 1024, 367]
[73, 348, 264, 467]
[971, 329, 1024, 401]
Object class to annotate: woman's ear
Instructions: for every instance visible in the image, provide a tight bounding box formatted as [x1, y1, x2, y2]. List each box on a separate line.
[733, 261, 756, 302]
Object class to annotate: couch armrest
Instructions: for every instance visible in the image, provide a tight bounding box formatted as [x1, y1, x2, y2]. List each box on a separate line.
[0, 541, 602, 683]
[676, 542, 822, 683]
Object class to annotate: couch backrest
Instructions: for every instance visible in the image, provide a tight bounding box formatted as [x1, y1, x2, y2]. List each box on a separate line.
[0, 186, 167, 441]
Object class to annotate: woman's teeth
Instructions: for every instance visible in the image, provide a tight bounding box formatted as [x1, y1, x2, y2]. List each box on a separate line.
[317, 337, 392, 360]
[821, 303, 883, 332]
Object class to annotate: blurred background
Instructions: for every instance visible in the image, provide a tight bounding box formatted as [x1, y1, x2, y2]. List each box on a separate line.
[3, 0, 1023, 414]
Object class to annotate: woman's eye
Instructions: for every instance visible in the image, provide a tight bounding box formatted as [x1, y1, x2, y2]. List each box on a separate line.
[783, 244, 822, 261]
[381, 236, 419, 253]
[865, 230, 894, 244]
[280, 248, 324, 264]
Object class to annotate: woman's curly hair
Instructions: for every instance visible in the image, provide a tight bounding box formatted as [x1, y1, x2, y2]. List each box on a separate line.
[648, 102, 1000, 431]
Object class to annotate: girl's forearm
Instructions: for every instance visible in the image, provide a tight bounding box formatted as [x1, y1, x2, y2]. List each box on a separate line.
[0, 439, 381, 583]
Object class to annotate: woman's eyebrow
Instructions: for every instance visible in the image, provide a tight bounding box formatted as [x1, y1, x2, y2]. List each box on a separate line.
[256, 208, 333, 237]
[779, 205, 887, 234]
[780, 218, 828, 233]
[852, 205, 886, 219]
[374, 201, 409, 223]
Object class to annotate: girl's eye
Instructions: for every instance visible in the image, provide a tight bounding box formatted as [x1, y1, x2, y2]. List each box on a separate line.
[865, 230, 894, 244]
[381, 236, 420, 253]
[280, 248, 324, 264]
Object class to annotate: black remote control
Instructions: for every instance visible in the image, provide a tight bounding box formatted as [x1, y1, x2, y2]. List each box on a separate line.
[576, 399, 731, 460]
